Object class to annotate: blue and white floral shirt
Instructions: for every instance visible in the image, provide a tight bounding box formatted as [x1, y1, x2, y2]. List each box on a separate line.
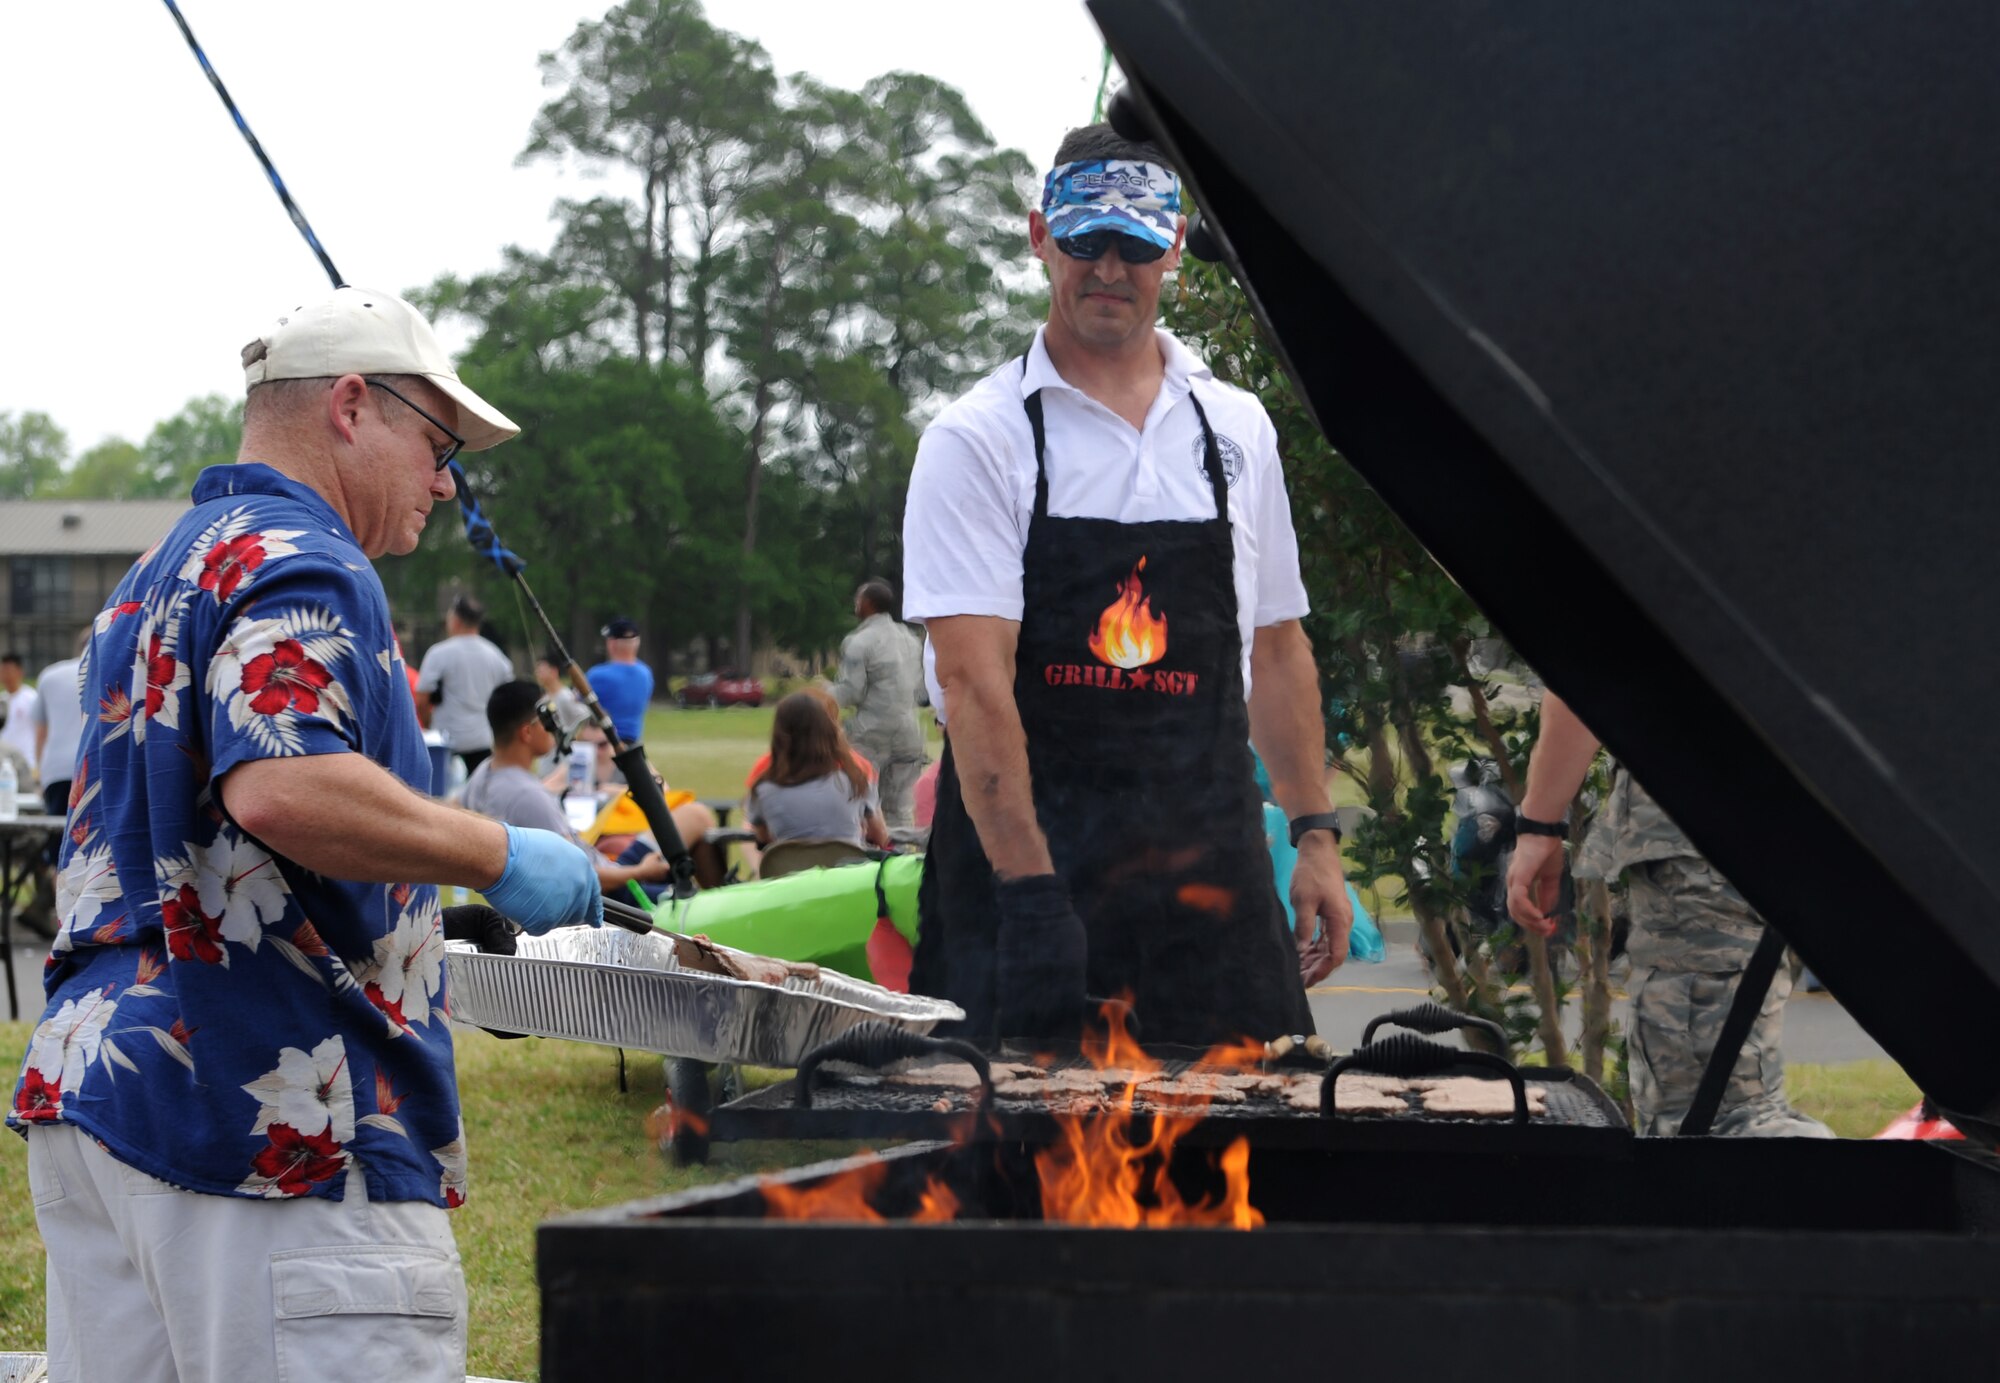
[8, 464, 466, 1207]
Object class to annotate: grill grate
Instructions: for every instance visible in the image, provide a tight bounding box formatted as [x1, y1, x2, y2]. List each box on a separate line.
[715, 1054, 1626, 1133]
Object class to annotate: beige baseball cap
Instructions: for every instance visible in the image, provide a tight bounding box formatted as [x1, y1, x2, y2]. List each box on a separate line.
[241, 286, 520, 452]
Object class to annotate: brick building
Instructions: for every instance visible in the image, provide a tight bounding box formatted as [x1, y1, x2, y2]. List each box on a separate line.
[0, 500, 188, 675]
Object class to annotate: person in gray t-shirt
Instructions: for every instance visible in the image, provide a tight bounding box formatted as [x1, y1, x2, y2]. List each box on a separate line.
[462, 681, 673, 897]
[416, 595, 513, 773]
[747, 692, 891, 852]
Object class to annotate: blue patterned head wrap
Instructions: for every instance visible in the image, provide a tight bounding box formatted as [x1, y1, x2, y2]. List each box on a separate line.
[1041, 159, 1182, 249]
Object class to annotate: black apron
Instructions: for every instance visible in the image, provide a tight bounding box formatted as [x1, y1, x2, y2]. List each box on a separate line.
[912, 366, 1315, 1047]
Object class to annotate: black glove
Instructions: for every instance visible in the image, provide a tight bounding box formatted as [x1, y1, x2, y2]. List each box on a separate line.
[993, 874, 1089, 1043]
[442, 904, 528, 1040]
[442, 904, 520, 956]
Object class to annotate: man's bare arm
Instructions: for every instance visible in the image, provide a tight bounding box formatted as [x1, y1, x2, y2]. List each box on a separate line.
[1505, 690, 1603, 935]
[925, 614, 1052, 879]
[1246, 618, 1335, 822]
[1517, 690, 1602, 820]
[220, 752, 508, 889]
[1248, 619, 1351, 950]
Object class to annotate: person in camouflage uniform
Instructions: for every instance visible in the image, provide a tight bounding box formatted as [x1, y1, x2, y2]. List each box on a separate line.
[1508, 691, 1831, 1138]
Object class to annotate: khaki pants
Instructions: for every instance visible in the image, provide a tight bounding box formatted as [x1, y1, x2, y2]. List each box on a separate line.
[28, 1123, 467, 1383]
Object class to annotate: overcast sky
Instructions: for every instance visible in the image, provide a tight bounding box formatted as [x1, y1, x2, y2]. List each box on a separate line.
[0, 1, 1116, 454]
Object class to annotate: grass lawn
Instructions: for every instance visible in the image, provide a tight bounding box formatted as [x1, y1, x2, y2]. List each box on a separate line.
[0, 1021, 862, 1380]
[639, 701, 943, 804]
[0, 1012, 1928, 1376]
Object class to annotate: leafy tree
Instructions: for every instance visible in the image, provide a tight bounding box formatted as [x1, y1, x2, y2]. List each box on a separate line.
[524, 0, 776, 378]
[1163, 255, 1617, 1078]
[0, 411, 69, 500]
[716, 76, 872, 667]
[795, 73, 1035, 600]
[425, 1, 1036, 671]
[50, 438, 146, 499]
[140, 395, 242, 496]
[377, 333, 743, 669]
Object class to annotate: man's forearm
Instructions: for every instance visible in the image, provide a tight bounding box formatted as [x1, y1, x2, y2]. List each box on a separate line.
[1247, 620, 1335, 820]
[1519, 691, 1603, 820]
[220, 752, 509, 889]
[940, 677, 1052, 879]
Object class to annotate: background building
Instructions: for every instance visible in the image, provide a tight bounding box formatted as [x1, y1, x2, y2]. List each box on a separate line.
[0, 500, 187, 674]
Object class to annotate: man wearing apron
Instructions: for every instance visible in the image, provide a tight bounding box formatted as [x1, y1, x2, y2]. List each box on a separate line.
[901, 125, 1351, 1046]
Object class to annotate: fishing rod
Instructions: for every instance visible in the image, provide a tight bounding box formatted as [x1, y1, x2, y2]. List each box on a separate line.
[160, 0, 698, 898]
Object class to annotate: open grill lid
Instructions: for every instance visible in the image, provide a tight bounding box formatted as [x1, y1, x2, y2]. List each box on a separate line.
[1088, 0, 2000, 1128]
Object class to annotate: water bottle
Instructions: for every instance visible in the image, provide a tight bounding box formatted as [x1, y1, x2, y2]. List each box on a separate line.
[0, 758, 17, 823]
[567, 741, 594, 799]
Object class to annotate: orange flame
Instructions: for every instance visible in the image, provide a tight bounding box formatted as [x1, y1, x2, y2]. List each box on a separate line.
[757, 1152, 963, 1223]
[1089, 558, 1168, 669]
[750, 1003, 1266, 1229]
[1034, 999, 1264, 1229]
[761, 1157, 891, 1221]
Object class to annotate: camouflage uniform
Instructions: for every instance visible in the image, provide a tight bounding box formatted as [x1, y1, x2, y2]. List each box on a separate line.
[1575, 769, 1832, 1138]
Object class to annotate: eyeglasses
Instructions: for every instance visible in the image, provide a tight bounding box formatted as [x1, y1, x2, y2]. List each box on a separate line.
[1054, 230, 1170, 265]
[365, 378, 464, 472]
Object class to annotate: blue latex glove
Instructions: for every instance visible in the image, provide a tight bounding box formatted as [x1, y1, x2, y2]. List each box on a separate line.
[483, 825, 604, 935]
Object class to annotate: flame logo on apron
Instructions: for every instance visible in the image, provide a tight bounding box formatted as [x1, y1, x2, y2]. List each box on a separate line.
[1089, 558, 1168, 669]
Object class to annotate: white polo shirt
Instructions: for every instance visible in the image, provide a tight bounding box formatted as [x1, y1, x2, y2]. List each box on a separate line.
[903, 325, 1310, 721]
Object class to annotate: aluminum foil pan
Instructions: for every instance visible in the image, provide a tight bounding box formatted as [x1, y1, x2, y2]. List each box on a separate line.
[445, 928, 963, 1067]
[0, 1356, 513, 1383]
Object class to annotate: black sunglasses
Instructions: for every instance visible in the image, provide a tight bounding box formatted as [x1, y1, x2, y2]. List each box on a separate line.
[365, 378, 464, 472]
[1054, 230, 1170, 265]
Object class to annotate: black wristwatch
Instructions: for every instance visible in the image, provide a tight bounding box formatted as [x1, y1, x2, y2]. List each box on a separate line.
[1514, 810, 1569, 838]
[1288, 812, 1344, 848]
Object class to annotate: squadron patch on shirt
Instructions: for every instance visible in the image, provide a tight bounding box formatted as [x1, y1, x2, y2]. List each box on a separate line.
[1193, 431, 1245, 487]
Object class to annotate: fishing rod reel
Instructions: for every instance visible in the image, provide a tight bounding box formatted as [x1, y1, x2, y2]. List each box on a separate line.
[534, 696, 584, 757]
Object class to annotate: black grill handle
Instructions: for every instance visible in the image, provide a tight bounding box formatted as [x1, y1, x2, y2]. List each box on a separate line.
[794, 1022, 994, 1113]
[1322, 1033, 1529, 1125]
[1361, 1001, 1507, 1052]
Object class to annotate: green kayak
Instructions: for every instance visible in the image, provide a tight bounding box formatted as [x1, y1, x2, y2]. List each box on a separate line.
[647, 855, 923, 982]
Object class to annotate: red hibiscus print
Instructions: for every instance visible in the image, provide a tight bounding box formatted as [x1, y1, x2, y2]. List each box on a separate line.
[250, 1123, 346, 1196]
[199, 533, 269, 601]
[365, 981, 409, 1033]
[444, 1185, 466, 1210]
[144, 634, 178, 718]
[162, 885, 225, 964]
[13, 1068, 60, 1121]
[241, 640, 332, 716]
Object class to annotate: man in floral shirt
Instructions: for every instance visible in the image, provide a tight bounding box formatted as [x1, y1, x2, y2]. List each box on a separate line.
[9, 287, 604, 1382]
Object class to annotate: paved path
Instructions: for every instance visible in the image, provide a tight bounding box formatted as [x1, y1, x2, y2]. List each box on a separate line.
[1308, 922, 1889, 1065]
